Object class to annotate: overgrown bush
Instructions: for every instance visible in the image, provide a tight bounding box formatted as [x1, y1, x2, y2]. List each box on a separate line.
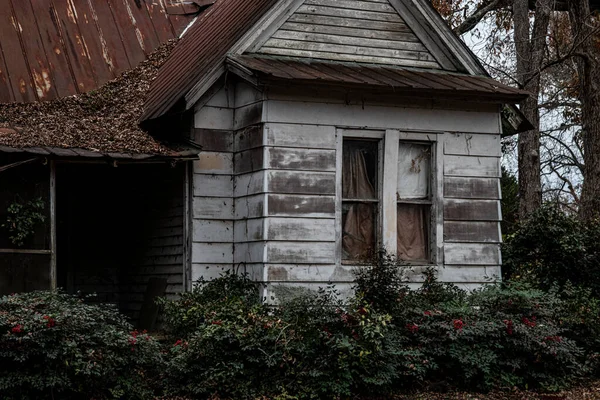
[502, 204, 600, 294]
[355, 257, 586, 391]
[0, 291, 163, 400]
[162, 272, 398, 399]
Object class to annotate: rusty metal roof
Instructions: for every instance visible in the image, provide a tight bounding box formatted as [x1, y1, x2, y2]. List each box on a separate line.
[0, 0, 201, 104]
[141, 0, 277, 121]
[0, 41, 195, 157]
[228, 55, 529, 102]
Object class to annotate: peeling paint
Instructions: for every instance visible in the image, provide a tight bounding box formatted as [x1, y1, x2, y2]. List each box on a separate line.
[32, 69, 52, 98]
[123, 0, 146, 52]
[86, 0, 115, 72]
[54, 47, 61, 55]
[19, 78, 27, 94]
[10, 16, 22, 33]
[66, 0, 79, 23]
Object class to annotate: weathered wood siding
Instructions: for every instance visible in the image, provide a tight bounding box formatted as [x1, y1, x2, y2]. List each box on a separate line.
[442, 132, 502, 283]
[256, 0, 441, 68]
[192, 80, 266, 284]
[259, 89, 503, 292]
[192, 81, 236, 283]
[192, 82, 504, 293]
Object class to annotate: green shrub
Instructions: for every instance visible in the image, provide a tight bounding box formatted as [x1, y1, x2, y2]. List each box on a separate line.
[0, 291, 163, 400]
[502, 204, 600, 294]
[162, 273, 396, 399]
[355, 260, 586, 391]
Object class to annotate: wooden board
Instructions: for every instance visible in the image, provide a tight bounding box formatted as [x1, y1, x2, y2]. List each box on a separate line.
[444, 133, 501, 157]
[266, 241, 336, 264]
[264, 101, 501, 134]
[192, 197, 234, 220]
[235, 194, 265, 218]
[267, 217, 335, 241]
[234, 219, 264, 242]
[267, 194, 335, 217]
[234, 148, 265, 174]
[444, 199, 501, 221]
[195, 106, 234, 130]
[193, 129, 234, 152]
[268, 171, 336, 195]
[444, 221, 501, 243]
[444, 243, 501, 265]
[193, 174, 233, 197]
[266, 123, 336, 149]
[191, 242, 234, 264]
[266, 147, 336, 171]
[444, 155, 500, 177]
[444, 177, 500, 199]
[192, 220, 233, 242]
[258, 0, 441, 68]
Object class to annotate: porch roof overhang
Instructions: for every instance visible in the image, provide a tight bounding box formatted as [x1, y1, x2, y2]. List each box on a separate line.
[0, 129, 200, 162]
[227, 55, 530, 104]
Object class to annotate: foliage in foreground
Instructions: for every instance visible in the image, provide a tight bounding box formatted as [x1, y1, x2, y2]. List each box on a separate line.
[160, 263, 594, 399]
[0, 291, 163, 400]
[3, 253, 599, 399]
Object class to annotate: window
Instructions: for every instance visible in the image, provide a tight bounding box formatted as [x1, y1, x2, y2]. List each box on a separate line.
[338, 130, 436, 264]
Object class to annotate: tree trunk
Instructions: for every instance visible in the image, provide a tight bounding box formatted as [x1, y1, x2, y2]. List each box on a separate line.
[568, 0, 600, 221]
[513, 0, 551, 220]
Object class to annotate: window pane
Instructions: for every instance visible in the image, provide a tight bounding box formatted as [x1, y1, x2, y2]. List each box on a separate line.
[343, 140, 378, 200]
[397, 204, 429, 262]
[342, 202, 377, 261]
[397, 143, 430, 200]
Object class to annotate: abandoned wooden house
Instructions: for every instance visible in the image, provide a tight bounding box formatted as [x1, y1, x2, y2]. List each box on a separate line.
[1, 0, 529, 323]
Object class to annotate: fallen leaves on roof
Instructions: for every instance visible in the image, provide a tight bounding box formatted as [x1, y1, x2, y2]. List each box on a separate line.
[0, 40, 179, 156]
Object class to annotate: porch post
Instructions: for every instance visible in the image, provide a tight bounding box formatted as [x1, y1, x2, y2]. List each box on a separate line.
[49, 160, 57, 290]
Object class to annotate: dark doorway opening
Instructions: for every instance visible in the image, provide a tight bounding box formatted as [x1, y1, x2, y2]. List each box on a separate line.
[56, 163, 185, 326]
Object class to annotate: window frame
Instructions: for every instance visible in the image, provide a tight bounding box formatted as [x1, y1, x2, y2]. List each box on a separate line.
[336, 128, 442, 267]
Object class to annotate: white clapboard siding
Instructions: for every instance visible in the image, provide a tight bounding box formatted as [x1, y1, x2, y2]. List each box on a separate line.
[444, 199, 501, 221]
[264, 100, 502, 134]
[436, 266, 502, 283]
[266, 217, 335, 241]
[267, 194, 336, 217]
[444, 133, 501, 157]
[234, 218, 265, 242]
[266, 241, 336, 264]
[193, 197, 234, 220]
[192, 243, 234, 264]
[266, 123, 337, 149]
[192, 82, 237, 276]
[444, 155, 501, 177]
[444, 243, 501, 266]
[265, 264, 354, 282]
[266, 147, 336, 171]
[444, 177, 500, 200]
[257, 0, 441, 69]
[235, 194, 266, 219]
[234, 242, 266, 264]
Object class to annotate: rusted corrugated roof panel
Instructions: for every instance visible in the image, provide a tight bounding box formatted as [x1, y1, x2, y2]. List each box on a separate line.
[141, 0, 277, 121]
[228, 55, 529, 102]
[0, 41, 190, 156]
[0, 0, 200, 104]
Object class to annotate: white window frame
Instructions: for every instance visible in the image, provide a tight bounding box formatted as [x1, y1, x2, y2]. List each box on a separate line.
[335, 128, 442, 267]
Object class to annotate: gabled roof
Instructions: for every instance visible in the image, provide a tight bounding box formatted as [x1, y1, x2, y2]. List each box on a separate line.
[142, 0, 524, 122]
[141, 0, 277, 121]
